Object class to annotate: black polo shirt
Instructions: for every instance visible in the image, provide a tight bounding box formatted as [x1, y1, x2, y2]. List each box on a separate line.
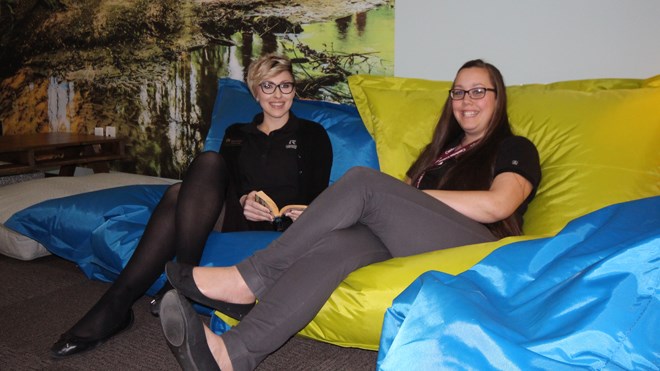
[416, 135, 541, 221]
[238, 115, 303, 208]
[219, 112, 333, 232]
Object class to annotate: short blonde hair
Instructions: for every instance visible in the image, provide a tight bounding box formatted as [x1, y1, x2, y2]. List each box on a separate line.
[246, 53, 295, 98]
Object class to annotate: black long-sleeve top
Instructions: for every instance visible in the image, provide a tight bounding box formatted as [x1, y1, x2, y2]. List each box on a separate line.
[219, 112, 333, 231]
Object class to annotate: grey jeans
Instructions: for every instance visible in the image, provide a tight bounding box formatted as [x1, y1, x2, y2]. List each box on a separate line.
[224, 167, 496, 370]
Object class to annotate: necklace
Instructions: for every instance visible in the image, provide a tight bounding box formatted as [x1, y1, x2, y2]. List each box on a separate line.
[414, 140, 479, 188]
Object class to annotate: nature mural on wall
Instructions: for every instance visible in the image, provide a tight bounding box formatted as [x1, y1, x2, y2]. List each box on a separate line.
[0, 0, 394, 179]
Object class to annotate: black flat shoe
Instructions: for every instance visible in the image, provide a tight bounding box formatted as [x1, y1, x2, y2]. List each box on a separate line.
[50, 309, 134, 358]
[160, 290, 220, 371]
[150, 295, 162, 317]
[165, 261, 254, 320]
[150, 283, 173, 317]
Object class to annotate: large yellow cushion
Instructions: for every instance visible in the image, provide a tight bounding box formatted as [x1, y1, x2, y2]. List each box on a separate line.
[349, 76, 452, 179]
[218, 74, 660, 351]
[299, 235, 538, 349]
[508, 85, 660, 235]
[349, 74, 660, 235]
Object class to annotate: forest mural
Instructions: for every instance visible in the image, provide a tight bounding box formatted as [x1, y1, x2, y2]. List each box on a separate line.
[0, 0, 394, 179]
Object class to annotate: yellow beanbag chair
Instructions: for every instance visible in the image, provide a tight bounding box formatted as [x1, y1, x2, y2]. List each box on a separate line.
[218, 74, 660, 350]
[348, 74, 660, 236]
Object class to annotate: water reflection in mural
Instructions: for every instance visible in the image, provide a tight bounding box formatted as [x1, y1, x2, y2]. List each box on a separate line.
[1, 2, 394, 179]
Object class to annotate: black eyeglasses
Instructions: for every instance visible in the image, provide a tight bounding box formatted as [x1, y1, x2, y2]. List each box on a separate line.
[449, 87, 496, 100]
[259, 81, 295, 95]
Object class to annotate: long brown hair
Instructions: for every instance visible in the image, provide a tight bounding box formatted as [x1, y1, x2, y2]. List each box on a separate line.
[407, 59, 521, 238]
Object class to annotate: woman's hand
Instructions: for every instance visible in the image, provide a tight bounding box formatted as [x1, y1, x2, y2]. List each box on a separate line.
[241, 191, 274, 222]
[284, 208, 304, 222]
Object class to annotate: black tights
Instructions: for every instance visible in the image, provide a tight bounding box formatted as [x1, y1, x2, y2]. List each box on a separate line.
[67, 151, 229, 339]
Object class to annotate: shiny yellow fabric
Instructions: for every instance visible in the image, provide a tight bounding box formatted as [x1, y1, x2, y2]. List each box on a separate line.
[508, 85, 660, 235]
[349, 76, 452, 179]
[215, 74, 660, 350]
[298, 235, 539, 349]
[349, 74, 660, 236]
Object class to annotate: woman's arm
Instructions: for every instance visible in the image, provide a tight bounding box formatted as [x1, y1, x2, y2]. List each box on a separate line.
[306, 123, 333, 201]
[423, 171, 533, 223]
[220, 124, 276, 223]
[218, 124, 245, 201]
[285, 122, 333, 222]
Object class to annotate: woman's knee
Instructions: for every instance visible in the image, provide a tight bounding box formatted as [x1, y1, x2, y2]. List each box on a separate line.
[196, 150, 225, 166]
[339, 166, 383, 188]
[344, 166, 378, 178]
[336, 167, 400, 199]
[188, 151, 227, 173]
[184, 151, 229, 186]
[161, 182, 182, 205]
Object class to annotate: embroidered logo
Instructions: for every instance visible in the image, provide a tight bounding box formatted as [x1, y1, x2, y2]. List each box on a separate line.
[224, 138, 243, 146]
[512, 160, 519, 166]
[286, 139, 298, 150]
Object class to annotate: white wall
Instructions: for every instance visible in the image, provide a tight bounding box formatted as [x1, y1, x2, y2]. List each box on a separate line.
[395, 0, 660, 85]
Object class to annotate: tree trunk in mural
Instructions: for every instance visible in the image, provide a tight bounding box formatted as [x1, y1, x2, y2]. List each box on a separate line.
[0, 0, 394, 179]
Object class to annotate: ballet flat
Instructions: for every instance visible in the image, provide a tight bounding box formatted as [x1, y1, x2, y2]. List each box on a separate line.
[160, 290, 221, 371]
[165, 261, 254, 320]
[50, 309, 134, 358]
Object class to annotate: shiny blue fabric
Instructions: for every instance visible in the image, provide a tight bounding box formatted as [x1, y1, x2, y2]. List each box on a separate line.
[6, 185, 169, 283]
[5, 185, 279, 301]
[203, 78, 380, 183]
[378, 196, 660, 370]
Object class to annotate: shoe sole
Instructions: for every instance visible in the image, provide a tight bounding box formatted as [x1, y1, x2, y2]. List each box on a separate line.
[160, 290, 219, 371]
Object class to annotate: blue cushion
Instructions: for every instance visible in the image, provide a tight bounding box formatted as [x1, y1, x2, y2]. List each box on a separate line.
[5, 185, 170, 284]
[204, 78, 379, 183]
[5, 184, 279, 302]
[378, 196, 660, 370]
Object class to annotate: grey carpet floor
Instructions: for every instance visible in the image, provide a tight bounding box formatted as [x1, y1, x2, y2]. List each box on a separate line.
[0, 253, 377, 370]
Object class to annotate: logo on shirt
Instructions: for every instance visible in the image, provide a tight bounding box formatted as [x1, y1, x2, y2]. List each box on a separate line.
[224, 138, 243, 146]
[286, 139, 297, 150]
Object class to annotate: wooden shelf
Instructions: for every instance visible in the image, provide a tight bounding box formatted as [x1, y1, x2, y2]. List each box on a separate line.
[0, 133, 126, 177]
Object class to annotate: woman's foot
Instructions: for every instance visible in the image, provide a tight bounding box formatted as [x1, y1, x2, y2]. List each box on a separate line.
[165, 262, 255, 320]
[160, 290, 221, 371]
[50, 309, 134, 358]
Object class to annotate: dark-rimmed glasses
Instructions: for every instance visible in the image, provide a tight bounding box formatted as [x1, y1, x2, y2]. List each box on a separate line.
[259, 81, 295, 95]
[449, 87, 496, 100]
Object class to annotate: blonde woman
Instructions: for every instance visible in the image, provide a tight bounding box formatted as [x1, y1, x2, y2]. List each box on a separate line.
[50, 53, 332, 358]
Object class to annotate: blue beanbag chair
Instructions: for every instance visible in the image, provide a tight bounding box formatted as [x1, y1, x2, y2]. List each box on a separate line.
[4, 184, 279, 299]
[378, 196, 660, 370]
[204, 78, 379, 183]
